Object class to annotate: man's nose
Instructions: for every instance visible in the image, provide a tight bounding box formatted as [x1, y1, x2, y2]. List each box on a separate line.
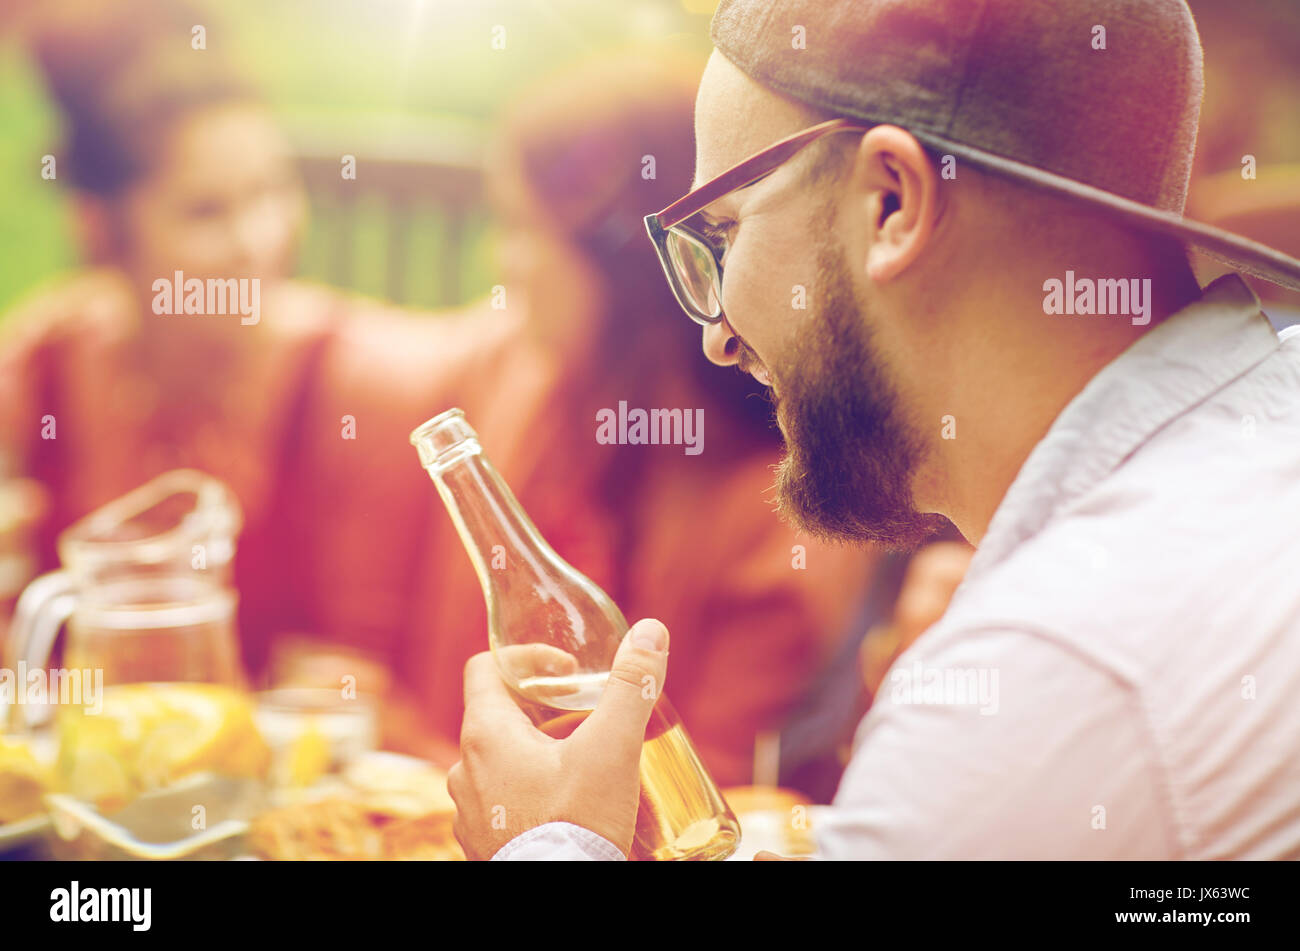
[702, 315, 742, 367]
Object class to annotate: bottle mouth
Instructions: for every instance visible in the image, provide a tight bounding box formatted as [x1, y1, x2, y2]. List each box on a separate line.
[410, 407, 482, 472]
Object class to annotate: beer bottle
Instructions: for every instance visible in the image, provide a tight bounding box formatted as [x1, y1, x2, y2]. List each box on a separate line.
[411, 408, 739, 860]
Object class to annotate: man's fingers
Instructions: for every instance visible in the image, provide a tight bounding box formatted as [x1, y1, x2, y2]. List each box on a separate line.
[461, 651, 537, 744]
[494, 643, 580, 692]
[446, 760, 464, 805]
[579, 619, 670, 764]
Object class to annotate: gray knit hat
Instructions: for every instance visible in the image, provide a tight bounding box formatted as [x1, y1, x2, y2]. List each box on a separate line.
[711, 0, 1300, 291]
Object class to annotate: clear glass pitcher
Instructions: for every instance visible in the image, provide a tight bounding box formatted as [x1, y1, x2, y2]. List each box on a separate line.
[2, 469, 244, 732]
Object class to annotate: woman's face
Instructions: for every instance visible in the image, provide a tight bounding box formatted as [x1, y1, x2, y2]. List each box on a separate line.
[107, 103, 306, 293]
[487, 148, 606, 354]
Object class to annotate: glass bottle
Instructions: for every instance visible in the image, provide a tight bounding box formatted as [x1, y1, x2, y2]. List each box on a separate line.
[411, 408, 739, 860]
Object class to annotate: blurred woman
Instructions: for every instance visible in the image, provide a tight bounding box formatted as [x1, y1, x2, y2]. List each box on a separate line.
[1, 1, 321, 627]
[0, 0, 459, 755]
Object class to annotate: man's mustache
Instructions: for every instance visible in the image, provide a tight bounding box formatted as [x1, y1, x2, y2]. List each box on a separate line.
[733, 337, 771, 388]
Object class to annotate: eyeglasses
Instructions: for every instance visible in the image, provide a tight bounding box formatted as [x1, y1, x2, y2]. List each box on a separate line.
[644, 118, 873, 326]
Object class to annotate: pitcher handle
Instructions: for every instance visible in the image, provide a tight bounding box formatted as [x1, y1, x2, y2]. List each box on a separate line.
[3, 569, 76, 731]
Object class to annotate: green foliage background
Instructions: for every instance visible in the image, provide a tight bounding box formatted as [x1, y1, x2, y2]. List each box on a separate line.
[0, 0, 713, 317]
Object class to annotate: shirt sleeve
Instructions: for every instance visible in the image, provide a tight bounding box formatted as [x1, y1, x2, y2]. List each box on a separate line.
[490, 822, 628, 861]
[814, 625, 1181, 859]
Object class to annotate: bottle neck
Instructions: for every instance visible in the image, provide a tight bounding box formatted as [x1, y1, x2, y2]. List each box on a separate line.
[426, 441, 557, 586]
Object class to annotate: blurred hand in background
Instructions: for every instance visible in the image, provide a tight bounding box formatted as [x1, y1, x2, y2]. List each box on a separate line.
[860, 542, 975, 699]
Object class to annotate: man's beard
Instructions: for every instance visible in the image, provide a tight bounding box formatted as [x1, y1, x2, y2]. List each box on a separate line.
[767, 244, 946, 551]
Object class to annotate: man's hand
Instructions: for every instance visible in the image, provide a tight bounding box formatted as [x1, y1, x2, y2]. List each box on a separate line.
[447, 618, 670, 860]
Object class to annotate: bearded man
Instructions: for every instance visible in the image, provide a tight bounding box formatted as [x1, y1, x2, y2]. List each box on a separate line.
[446, 0, 1300, 860]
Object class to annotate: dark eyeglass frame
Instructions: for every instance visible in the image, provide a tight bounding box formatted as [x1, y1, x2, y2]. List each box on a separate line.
[644, 117, 874, 326]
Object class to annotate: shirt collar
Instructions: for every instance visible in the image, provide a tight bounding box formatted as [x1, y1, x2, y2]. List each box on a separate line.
[966, 273, 1279, 581]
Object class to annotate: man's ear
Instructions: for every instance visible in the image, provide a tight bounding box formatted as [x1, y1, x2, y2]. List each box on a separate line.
[850, 126, 941, 284]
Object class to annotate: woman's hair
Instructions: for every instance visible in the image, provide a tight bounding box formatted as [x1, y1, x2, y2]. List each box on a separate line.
[27, 0, 259, 197]
[493, 48, 779, 453]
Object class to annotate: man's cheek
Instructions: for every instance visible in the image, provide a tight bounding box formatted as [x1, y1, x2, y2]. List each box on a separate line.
[721, 257, 785, 349]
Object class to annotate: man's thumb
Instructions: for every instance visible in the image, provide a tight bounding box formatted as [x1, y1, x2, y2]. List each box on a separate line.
[582, 619, 670, 760]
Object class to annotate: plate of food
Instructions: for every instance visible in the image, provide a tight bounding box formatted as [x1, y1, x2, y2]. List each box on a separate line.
[0, 813, 52, 852]
[45, 773, 267, 860]
[246, 751, 462, 860]
[0, 733, 57, 852]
